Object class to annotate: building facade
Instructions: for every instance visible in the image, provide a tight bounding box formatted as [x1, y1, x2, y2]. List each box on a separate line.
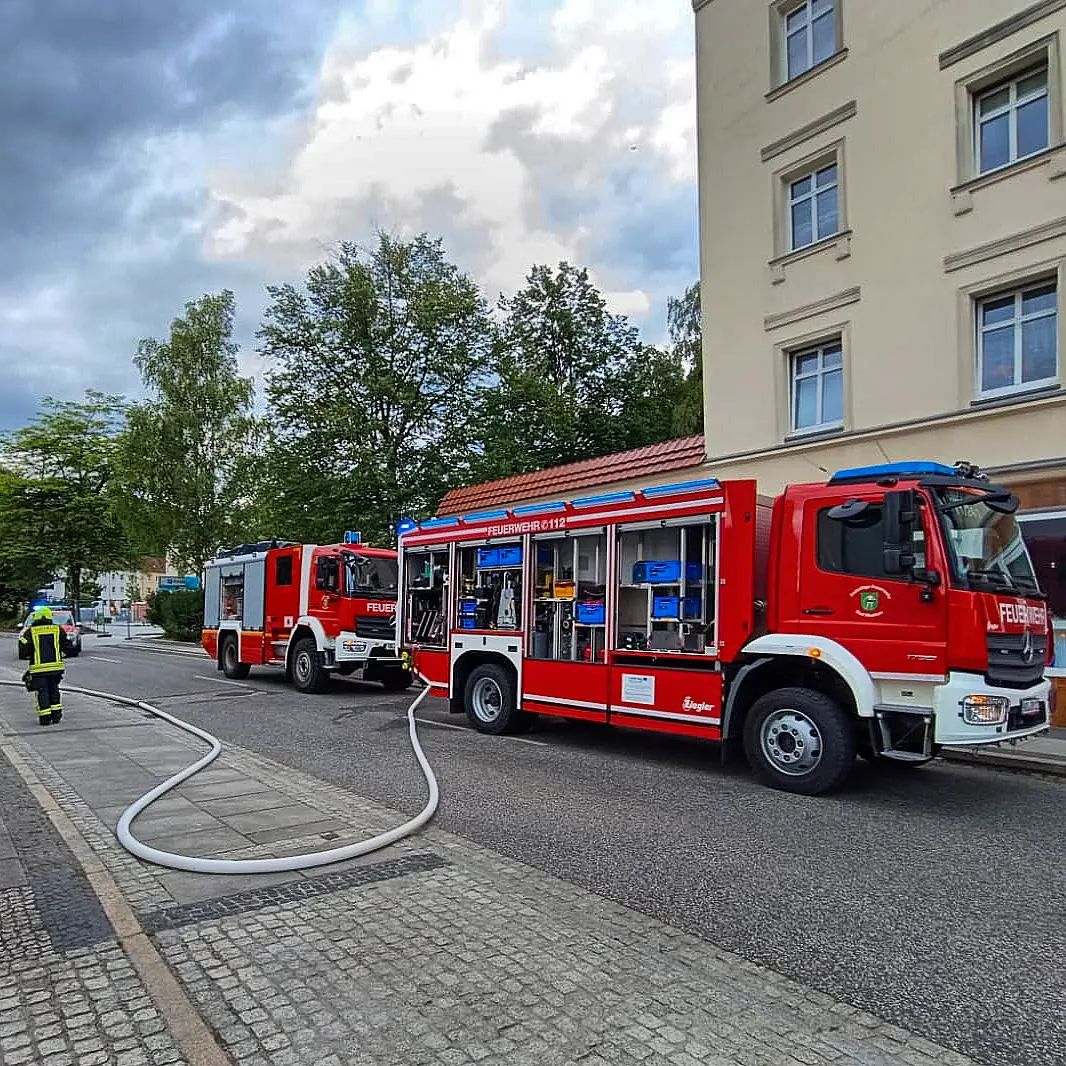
[694, 0, 1066, 664]
[42, 557, 180, 613]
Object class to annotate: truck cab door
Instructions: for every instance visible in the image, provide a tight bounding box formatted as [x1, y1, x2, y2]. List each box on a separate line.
[795, 489, 948, 682]
[309, 551, 343, 635]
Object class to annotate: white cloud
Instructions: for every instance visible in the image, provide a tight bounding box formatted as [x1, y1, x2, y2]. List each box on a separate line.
[205, 0, 696, 318]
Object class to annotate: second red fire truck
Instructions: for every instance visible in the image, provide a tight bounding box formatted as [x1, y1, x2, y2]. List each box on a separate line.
[202, 535, 412, 693]
[397, 461, 1052, 794]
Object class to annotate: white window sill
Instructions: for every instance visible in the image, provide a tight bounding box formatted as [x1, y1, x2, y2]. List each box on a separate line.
[785, 423, 845, 443]
[951, 144, 1066, 214]
[767, 50, 849, 102]
[971, 383, 1062, 409]
[770, 231, 852, 284]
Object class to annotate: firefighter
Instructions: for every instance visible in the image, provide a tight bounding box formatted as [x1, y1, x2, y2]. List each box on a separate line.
[19, 606, 68, 726]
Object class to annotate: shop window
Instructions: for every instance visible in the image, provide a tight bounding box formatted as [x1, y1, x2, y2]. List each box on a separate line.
[1018, 512, 1066, 668]
[530, 533, 608, 662]
[405, 549, 450, 646]
[456, 543, 523, 632]
[616, 520, 717, 654]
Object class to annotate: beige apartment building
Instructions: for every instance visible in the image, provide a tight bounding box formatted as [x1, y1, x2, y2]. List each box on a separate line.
[693, 0, 1066, 662]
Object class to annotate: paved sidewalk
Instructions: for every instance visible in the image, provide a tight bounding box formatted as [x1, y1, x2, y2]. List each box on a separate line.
[1, 690, 981, 1066]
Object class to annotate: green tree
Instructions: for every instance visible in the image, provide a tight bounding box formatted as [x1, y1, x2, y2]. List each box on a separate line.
[257, 233, 493, 541]
[114, 291, 256, 573]
[0, 393, 130, 612]
[476, 262, 687, 480]
[666, 281, 704, 436]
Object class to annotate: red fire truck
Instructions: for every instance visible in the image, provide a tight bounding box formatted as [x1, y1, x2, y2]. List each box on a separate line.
[397, 461, 1051, 794]
[202, 537, 412, 693]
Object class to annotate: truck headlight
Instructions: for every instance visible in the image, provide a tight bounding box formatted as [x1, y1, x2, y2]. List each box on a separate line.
[961, 695, 1009, 725]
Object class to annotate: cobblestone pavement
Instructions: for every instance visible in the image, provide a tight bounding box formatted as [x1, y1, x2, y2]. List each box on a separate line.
[0, 745, 187, 1066]
[0, 689, 983, 1066]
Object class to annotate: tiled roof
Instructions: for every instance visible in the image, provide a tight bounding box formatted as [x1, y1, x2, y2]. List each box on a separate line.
[438, 435, 707, 515]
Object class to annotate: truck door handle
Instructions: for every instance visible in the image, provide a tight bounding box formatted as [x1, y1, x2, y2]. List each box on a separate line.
[803, 607, 835, 616]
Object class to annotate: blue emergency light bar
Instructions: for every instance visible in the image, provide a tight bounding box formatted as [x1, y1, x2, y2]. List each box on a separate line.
[641, 478, 721, 498]
[462, 509, 511, 524]
[343, 530, 362, 544]
[420, 516, 460, 530]
[572, 491, 635, 509]
[512, 501, 567, 516]
[396, 519, 418, 537]
[829, 461, 958, 484]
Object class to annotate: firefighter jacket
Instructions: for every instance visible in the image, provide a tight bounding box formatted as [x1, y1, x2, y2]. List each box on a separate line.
[20, 620, 66, 675]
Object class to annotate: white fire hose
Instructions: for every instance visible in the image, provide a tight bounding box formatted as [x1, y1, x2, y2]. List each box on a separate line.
[2, 677, 439, 874]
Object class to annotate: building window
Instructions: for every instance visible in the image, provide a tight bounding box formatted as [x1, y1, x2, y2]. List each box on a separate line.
[790, 340, 843, 433]
[977, 280, 1058, 397]
[789, 163, 838, 250]
[783, 0, 836, 81]
[975, 67, 1049, 175]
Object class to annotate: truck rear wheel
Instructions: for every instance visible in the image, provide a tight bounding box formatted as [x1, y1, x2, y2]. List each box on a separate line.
[464, 663, 525, 735]
[290, 637, 329, 694]
[221, 636, 251, 680]
[743, 687, 855, 796]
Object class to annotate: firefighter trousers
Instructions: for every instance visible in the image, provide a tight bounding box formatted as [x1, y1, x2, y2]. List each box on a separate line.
[29, 672, 63, 724]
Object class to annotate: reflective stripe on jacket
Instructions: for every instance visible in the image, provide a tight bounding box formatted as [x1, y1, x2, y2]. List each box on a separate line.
[22, 623, 65, 674]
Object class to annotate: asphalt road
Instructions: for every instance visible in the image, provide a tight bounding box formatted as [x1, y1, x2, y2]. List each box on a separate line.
[5, 633, 1065, 1066]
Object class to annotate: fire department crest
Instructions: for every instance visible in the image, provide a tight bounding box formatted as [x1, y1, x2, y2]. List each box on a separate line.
[850, 584, 891, 618]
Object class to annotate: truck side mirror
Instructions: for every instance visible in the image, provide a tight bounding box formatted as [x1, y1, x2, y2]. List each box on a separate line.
[883, 490, 917, 575]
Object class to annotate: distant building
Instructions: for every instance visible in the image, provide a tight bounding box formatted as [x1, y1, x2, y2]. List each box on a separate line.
[41, 557, 181, 612]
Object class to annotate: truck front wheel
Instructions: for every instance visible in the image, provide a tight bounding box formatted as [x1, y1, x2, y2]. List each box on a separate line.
[221, 636, 251, 680]
[743, 687, 856, 796]
[464, 663, 525, 735]
[290, 637, 329, 694]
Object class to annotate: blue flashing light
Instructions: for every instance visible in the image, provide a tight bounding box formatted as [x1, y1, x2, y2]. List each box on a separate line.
[343, 530, 362, 544]
[512, 501, 567, 516]
[462, 509, 511, 524]
[396, 518, 418, 538]
[420, 516, 460, 530]
[641, 478, 721, 499]
[830, 461, 958, 483]
[572, 491, 636, 509]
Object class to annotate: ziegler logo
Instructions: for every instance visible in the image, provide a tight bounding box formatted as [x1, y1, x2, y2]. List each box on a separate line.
[682, 696, 716, 714]
[365, 602, 395, 614]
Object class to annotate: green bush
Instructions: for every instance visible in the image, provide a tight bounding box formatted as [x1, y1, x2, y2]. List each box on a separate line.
[148, 588, 203, 642]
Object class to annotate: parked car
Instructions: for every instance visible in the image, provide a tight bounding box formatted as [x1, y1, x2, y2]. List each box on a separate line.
[17, 607, 82, 659]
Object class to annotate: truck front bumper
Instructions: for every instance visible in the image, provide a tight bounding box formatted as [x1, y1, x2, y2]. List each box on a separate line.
[933, 672, 1050, 747]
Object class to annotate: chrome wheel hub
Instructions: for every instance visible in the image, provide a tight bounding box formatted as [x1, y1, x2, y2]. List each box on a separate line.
[471, 677, 503, 723]
[294, 652, 312, 684]
[761, 709, 823, 776]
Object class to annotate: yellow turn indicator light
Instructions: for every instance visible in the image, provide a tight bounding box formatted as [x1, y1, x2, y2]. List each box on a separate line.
[808, 648, 822, 659]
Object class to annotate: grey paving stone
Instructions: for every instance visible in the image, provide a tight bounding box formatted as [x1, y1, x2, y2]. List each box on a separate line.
[220, 803, 334, 834]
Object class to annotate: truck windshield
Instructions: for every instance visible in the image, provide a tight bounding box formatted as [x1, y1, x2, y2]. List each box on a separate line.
[344, 553, 398, 595]
[933, 487, 1042, 597]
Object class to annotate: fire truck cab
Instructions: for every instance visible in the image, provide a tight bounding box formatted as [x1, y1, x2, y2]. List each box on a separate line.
[202, 538, 411, 693]
[398, 461, 1051, 794]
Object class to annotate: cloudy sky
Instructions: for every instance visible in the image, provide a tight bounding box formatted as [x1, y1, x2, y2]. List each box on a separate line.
[1, 0, 698, 430]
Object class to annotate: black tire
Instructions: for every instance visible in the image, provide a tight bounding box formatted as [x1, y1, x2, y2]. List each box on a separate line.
[290, 637, 328, 693]
[463, 663, 526, 735]
[220, 636, 251, 679]
[743, 686, 856, 796]
[380, 669, 414, 693]
[67, 647, 80, 659]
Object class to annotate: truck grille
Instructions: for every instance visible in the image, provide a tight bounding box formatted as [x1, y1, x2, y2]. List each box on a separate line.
[356, 616, 395, 641]
[986, 632, 1047, 688]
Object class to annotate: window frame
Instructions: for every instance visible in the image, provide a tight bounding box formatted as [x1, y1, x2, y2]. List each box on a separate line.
[788, 339, 845, 435]
[779, 0, 838, 84]
[953, 34, 1063, 187]
[975, 278, 1059, 399]
[974, 65, 1050, 176]
[788, 161, 840, 251]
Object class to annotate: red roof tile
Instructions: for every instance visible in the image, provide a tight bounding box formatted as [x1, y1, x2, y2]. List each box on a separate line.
[438, 435, 707, 515]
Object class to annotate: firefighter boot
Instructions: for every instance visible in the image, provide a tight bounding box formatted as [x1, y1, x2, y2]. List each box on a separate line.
[51, 705, 63, 724]
[37, 712, 53, 727]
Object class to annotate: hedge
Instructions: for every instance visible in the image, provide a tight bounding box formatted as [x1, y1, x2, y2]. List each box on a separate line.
[146, 588, 203, 642]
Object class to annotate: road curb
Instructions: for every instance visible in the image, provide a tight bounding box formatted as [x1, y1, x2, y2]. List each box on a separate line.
[0, 732, 232, 1066]
[941, 749, 1066, 778]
